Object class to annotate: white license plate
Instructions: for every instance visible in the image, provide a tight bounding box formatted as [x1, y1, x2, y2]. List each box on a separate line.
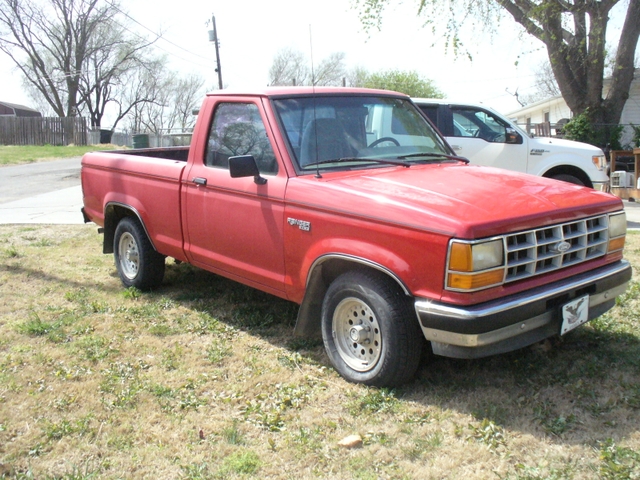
[560, 295, 589, 335]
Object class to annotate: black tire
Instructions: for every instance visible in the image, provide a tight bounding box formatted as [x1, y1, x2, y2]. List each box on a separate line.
[551, 173, 585, 186]
[113, 217, 165, 290]
[321, 270, 422, 387]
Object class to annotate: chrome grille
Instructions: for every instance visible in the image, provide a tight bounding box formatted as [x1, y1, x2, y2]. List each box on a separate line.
[505, 215, 609, 282]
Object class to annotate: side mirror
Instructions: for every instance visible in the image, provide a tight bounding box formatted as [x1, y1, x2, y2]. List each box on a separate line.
[228, 155, 267, 185]
[505, 128, 523, 145]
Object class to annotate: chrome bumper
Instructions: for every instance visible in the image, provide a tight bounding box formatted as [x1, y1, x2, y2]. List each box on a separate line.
[592, 180, 610, 192]
[414, 261, 631, 359]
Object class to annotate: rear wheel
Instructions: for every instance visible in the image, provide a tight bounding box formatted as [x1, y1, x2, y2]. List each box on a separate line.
[114, 217, 165, 290]
[321, 270, 422, 387]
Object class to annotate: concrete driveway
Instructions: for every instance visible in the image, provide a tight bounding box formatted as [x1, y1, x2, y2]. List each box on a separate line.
[0, 157, 85, 225]
[0, 157, 639, 228]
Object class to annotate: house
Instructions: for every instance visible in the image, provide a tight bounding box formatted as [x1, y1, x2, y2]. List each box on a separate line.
[0, 100, 42, 117]
[506, 70, 640, 148]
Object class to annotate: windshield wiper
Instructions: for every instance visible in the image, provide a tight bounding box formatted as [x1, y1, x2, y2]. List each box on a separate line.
[397, 152, 470, 163]
[304, 157, 411, 168]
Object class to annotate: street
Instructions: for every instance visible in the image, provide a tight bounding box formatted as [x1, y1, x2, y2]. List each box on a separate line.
[0, 157, 84, 224]
[0, 157, 81, 204]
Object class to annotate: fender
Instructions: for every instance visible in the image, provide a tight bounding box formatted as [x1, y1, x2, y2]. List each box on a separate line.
[102, 201, 153, 254]
[292, 239, 421, 338]
[530, 152, 607, 187]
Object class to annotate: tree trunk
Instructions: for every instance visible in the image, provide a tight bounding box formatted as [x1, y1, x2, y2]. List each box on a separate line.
[544, 0, 640, 126]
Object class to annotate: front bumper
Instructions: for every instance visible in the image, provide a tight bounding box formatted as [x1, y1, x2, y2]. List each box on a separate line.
[415, 261, 631, 359]
[592, 180, 610, 192]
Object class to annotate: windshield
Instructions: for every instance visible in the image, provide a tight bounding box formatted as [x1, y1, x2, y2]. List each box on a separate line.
[272, 95, 453, 172]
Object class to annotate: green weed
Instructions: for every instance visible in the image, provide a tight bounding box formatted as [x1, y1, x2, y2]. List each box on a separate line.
[218, 450, 261, 476]
[468, 418, 506, 449]
[180, 462, 210, 480]
[99, 361, 144, 410]
[161, 346, 182, 371]
[221, 420, 245, 445]
[3, 245, 21, 258]
[42, 415, 94, 440]
[599, 438, 640, 479]
[206, 338, 232, 365]
[121, 286, 142, 300]
[16, 312, 66, 342]
[74, 336, 116, 363]
[404, 432, 442, 460]
[348, 388, 399, 415]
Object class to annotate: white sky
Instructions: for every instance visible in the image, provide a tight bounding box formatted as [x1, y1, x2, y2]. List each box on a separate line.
[0, 0, 630, 118]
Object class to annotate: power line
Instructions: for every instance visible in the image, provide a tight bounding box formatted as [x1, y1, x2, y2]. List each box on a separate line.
[105, 0, 214, 69]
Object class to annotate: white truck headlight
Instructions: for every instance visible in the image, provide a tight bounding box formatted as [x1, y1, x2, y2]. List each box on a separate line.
[592, 155, 607, 171]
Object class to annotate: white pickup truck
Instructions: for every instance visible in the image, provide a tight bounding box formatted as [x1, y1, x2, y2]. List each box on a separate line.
[413, 99, 609, 190]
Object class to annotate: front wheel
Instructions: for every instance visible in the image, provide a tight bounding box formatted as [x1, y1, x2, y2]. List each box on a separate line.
[321, 270, 422, 387]
[114, 217, 165, 290]
[551, 173, 585, 186]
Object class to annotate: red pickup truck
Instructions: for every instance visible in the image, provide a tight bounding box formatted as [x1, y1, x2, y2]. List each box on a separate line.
[81, 87, 631, 387]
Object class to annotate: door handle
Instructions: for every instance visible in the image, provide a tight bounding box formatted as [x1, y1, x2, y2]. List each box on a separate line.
[192, 177, 207, 186]
[450, 145, 462, 151]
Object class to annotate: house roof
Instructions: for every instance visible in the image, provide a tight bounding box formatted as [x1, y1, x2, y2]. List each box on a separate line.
[0, 101, 42, 117]
[506, 68, 640, 118]
[505, 95, 565, 118]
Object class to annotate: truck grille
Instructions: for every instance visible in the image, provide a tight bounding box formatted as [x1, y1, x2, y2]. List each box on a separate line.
[505, 215, 609, 282]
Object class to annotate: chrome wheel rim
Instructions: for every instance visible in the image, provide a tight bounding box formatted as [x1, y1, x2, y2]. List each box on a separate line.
[118, 232, 140, 280]
[332, 297, 382, 372]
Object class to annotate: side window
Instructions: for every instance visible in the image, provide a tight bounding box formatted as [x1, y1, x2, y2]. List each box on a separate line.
[452, 108, 508, 143]
[419, 106, 439, 125]
[205, 103, 278, 174]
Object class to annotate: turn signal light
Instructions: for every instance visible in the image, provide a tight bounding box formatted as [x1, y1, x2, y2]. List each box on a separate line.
[447, 270, 505, 291]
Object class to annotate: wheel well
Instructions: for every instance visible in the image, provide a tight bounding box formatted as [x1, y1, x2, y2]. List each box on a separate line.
[543, 165, 592, 188]
[294, 256, 410, 338]
[102, 204, 147, 254]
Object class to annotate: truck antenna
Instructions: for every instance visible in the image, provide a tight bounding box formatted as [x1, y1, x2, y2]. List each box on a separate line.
[309, 25, 322, 179]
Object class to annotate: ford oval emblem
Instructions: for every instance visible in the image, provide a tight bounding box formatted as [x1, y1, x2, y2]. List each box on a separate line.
[552, 241, 572, 253]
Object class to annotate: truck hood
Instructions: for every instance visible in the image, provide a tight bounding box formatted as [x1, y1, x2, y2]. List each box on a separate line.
[288, 163, 622, 239]
[528, 136, 604, 156]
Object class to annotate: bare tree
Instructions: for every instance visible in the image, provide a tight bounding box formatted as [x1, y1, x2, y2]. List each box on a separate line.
[122, 63, 205, 134]
[519, 61, 561, 105]
[109, 57, 167, 133]
[313, 52, 347, 86]
[172, 74, 206, 131]
[268, 48, 310, 86]
[344, 66, 370, 87]
[268, 48, 349, 86]
[0, 0, 111, 117]
[122, 59, 170, 133]
[0, 0, 155, 122]
[77, 14, 157, 128]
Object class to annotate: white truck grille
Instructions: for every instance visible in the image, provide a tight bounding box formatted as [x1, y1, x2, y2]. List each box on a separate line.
[505, 215, 609, 282]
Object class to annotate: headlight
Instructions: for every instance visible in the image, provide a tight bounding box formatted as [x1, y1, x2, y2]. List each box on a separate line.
[447, 239, 505, 291]
[592, 155, 607, 171]
[608, 212, 626, 252]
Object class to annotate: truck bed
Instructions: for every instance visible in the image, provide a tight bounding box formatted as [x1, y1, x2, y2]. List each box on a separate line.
[113, 146, 190, 162]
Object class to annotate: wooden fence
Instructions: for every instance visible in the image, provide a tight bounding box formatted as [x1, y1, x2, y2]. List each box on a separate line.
[0, 116, 87, 146]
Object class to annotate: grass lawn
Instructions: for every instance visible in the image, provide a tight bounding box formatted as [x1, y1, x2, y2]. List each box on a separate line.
[0, 225, 638, 479]
[0, 145, 119, 166]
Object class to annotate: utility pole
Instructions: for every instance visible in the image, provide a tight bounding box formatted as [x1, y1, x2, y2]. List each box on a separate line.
[208, 14, 223, 90]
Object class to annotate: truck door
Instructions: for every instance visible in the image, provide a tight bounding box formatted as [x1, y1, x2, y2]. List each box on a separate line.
[446, 106, 529, 173]
[183, 100, 287, 297]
